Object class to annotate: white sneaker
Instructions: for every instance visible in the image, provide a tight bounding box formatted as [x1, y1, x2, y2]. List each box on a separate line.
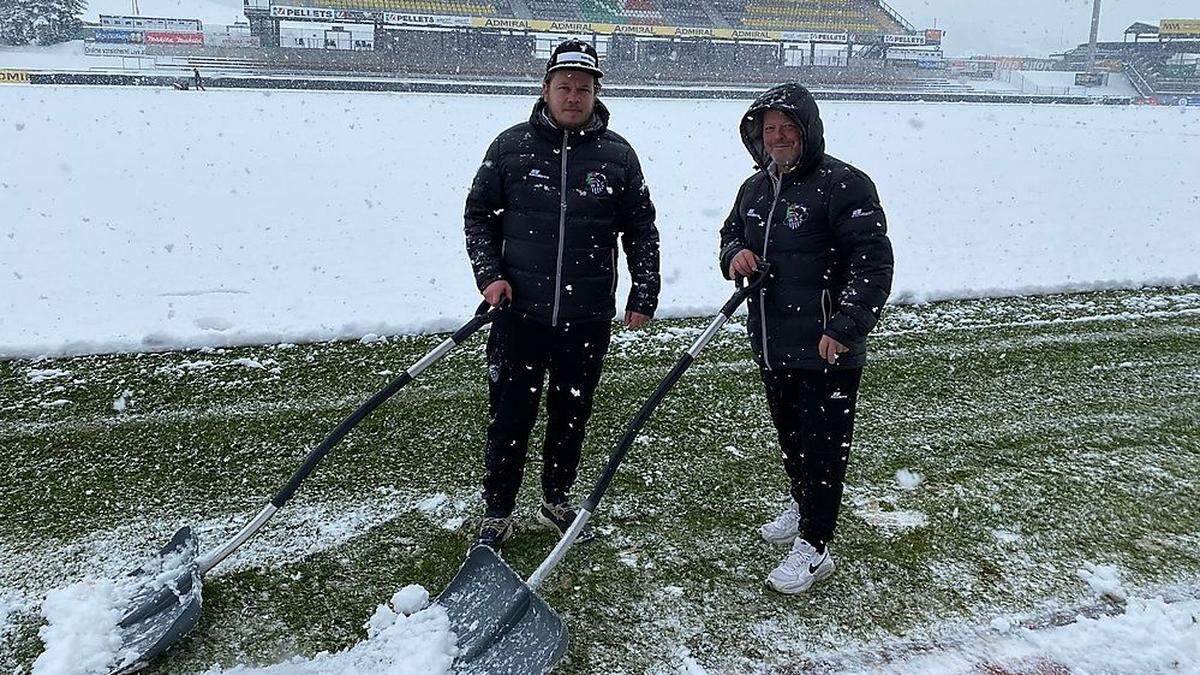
[765, 538, 834, 594]
[759, 501, 801, 545]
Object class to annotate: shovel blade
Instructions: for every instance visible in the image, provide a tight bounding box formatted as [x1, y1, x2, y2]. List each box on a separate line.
[109, 526, 203, 675]
[436, 545, 567, 674]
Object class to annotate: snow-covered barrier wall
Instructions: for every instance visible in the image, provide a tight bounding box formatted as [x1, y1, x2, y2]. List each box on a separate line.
[2, 87, 1197, 358]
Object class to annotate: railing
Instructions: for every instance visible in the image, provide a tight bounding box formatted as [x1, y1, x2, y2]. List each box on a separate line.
[996, 69, 1071, 96]
[1124, 60, 1156, 97]
[876, 0, 915, 32]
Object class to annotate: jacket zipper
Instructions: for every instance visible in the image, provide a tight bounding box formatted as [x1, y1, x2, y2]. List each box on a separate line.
[610, 248, 617, 298]
[551, 130, 569, 327]
[821, 289, 831, 329]
[759, 170, 782, 369]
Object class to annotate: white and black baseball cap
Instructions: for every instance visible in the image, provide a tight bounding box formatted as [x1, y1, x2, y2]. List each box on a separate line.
[546, 39, 604, 79]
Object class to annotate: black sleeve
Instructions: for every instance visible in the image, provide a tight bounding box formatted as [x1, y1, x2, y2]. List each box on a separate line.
[824, 169, 894, 345]
[463, 138, 506, 291]
[618, 147, 660, 317]
[718, 178, 752, 280]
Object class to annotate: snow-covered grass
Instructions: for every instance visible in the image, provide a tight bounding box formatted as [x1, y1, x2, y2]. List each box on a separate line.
[2, 285, 1198, 673]
[198, 585, 459, 675]
[2, 86, 1198, 358]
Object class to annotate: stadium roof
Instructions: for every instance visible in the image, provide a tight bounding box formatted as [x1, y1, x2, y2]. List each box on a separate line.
[1124, 22, 1159, 35]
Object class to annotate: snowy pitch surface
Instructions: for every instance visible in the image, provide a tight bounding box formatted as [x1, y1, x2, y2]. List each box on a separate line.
[2, 86, 1199, 358]
[2, 286, 1199, 673]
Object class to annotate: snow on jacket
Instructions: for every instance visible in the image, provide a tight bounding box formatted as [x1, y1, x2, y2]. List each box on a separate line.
[465, 99, 660, 325]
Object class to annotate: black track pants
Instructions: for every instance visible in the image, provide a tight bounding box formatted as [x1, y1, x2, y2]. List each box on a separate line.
[482, 312, 611, 517]
[760, 367, 863, 549]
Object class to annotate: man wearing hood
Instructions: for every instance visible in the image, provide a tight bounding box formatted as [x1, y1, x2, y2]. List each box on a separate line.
[719, 82, 894, 593]
[464, 39, 661, 549]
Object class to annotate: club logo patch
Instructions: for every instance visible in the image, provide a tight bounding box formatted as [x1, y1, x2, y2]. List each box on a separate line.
[488, 361, 501, 383]
[584, 171, 609, 195]
[784, 203, 808, 230]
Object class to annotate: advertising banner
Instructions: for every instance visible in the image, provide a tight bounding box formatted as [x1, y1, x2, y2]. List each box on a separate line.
[781, 31, 848, 43]
[206, 34, 262, 48]
[94, 29, 144, 43]
[84, 43, 148, 56]
[0, 70, 31, 84]
[1160, 19, 1200, 35]
[144, 31, 204, 45]
[271, 6, 336, 20]
[381, 12, 470, 27]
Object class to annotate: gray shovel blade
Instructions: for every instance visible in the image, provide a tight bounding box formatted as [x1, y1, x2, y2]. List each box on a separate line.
[109, 526, 203, 675]
[436, 545, 568, 674]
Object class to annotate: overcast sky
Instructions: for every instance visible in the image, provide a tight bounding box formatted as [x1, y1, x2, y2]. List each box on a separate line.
[885, 0, 1197, 57]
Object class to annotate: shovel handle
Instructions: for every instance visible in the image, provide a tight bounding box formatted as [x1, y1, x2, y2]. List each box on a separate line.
[271, 302, 505, 509]
[196, 302, 505, 576]
[580, 265, 767, 513]
[527, 277, 761, 588]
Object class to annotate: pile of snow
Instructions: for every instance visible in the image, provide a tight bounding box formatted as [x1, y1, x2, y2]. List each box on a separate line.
[33, 536, 201, 675]
[1077, 562, 1127, 601]
[883, 595, 1200, 674]
[32, 580, 127, 675]
[2, 87, 1198, 359]
[111, 388, 133, 412]
[894, 468, 924, 491]
[29, 578, 455, 675]
[203, 585, 457, 675]
[0, 41, 98, 70]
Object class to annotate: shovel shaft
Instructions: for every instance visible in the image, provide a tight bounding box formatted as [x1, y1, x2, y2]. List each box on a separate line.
[271, 302, 501, 509]
[199, 302, 502, 576]
[582, 269, 767, 515]
[582, 351, 694, 514]
[528, 269, 769, 589]
[527, 507, 594, 590]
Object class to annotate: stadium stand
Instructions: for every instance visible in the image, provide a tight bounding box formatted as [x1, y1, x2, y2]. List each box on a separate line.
[657, 0, 716, 28]
[282, 0, 909, 32]
[288, 0, 511, 17]
[576, 0, 666, 25]
[711, 0, 905, 33]
[1058, 40, 1200, 99]
[1128, 51, 1200, 98]
[224, 0, 940, 88]
[525, 0, 582, 21]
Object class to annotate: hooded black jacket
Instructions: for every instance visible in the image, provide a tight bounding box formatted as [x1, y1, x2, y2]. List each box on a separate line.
[719, 83, 894, 370]
[465, 99, 660, 326]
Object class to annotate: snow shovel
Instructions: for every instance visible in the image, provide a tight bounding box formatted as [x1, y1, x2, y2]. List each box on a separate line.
[98, 301, 506, 675]
[438, 265, 771, 674]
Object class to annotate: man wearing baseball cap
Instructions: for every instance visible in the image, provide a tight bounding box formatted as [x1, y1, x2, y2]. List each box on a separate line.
[464, 39, 661, 549]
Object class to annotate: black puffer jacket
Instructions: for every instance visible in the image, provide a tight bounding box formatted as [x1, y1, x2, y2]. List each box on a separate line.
[719, 83, 894, 370]
[465, 99, 660, 326]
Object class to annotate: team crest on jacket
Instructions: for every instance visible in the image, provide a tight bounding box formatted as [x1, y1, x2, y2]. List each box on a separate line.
[584, 172, 609, 195]
[785, 203, 808, 229]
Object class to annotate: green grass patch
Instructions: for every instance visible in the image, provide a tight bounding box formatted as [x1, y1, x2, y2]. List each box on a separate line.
[2, 286, 1199, 672]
